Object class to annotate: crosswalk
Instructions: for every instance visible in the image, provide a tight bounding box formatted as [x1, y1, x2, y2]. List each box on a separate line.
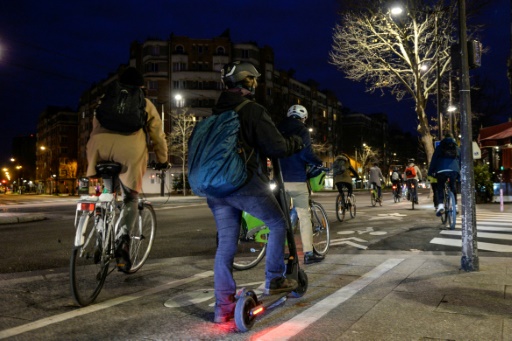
[430, 211, 512, 252]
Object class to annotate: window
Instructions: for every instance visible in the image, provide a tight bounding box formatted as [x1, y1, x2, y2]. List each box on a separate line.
[148, 81, 158, 90]
[145, 63, 158, 72]
[216, 46, 225, 55]
[151, 45, 160, 56]
[175, 45, 185, 54]
[172, 62, 186, 71]
[241, 49, 249, 59]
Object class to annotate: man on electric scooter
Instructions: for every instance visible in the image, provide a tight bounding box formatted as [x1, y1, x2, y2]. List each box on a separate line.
[207, 61, 304, 323]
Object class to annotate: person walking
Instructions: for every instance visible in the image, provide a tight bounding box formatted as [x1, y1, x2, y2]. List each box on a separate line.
[278, 104, 326, 265]
[206, 61, 304, 323]
[428, 133, 461, 216]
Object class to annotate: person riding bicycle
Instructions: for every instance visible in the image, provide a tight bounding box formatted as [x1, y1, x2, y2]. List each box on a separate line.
[333, 154, 360, 203]
[390, 167, 403, 197]
[278, 104, 326, 265]
[428, 133, 461, 216]
[207, 61, 304, 323]
[404, 158, 422, 204]
[86, 67, 169, 273]
[368, 162, 384, 202]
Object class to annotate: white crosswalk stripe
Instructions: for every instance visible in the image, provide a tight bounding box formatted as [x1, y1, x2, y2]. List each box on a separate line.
[430, 211, 512, 252]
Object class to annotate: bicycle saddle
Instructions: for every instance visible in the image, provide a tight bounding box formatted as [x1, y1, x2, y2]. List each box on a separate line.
[95, 162, 122, 177]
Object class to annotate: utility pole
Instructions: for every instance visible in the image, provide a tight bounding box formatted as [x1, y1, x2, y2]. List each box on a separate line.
[458, 0, 478, 271]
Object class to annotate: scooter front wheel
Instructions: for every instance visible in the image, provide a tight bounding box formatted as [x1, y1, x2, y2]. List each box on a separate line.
[235, 294, 257, 332]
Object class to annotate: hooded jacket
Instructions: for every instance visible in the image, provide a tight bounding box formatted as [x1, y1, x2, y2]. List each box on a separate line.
[277, 116, 323, 182]
[212, 90, 302, 192]
[428, 137, 461, 176]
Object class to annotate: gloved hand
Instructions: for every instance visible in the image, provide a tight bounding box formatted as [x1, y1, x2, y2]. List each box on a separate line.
[320, 167, 330, 173]
[154, 162, 170, 170]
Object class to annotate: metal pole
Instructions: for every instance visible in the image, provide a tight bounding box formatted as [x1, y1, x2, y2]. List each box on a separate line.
[458, 0, 478, 271]
[436, 14, 442, 139]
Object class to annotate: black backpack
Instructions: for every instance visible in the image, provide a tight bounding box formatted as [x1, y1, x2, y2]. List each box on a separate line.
[333, 157, 347, 176]
[441, 140, 458, 159]
[96, 81, 147, 133]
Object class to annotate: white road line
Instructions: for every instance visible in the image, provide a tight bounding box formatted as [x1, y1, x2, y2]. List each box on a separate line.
[440, 230, 512, 240]
[0, 271, 214, 340]
[255, 258, 404, 341]
[430, 238, 512, 252]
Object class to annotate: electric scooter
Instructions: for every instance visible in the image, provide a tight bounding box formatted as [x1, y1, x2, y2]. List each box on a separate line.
[233, 158, 308, 332]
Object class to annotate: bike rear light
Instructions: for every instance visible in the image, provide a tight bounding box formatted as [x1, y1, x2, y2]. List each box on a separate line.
[78, 203, 96, 211]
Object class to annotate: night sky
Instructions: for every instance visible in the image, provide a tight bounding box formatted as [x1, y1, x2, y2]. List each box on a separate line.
[0, 0, 510, 165]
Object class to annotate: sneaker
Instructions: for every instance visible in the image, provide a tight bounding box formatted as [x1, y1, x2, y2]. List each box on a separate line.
[214, 302, 235, 323]
[304, 251, 325, 264]
[115, 234, 132, 273]
[436, 204, 445, 217]
[264, 277, 298, 295]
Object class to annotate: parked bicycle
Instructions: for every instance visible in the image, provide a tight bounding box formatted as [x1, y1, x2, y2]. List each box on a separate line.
[70, 162, 157, 306]
[370, 183, 381, 207]
[233, 170, 330, 270]
[336, 183, 356, 221]
[440, 178, 457, 230]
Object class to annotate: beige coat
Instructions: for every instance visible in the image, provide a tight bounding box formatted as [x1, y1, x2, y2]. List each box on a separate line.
[86, 99, 168, 192]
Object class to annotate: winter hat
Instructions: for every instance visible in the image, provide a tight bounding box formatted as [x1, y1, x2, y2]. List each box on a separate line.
[119, 67, 144, 86]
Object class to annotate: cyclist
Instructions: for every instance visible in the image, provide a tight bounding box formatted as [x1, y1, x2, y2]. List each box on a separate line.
[207, 61, 303, 323]
[404, 158, 422, 204]
[86, 67, 168, 273]
[428, 133, 461, 216]
[333, 153, 360, 205]
[390, 166, 403, 197]
[368, 162, 384, 202]
[278, 104, 326, 265]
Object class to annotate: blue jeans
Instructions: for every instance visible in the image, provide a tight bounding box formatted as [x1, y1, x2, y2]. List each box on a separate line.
[207, 182, 287, 307]
[436, 171, 458, 206]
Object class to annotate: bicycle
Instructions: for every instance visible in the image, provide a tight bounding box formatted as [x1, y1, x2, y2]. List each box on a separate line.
[369, 183, 381, 207]
[406, 179, 418, 210]
[392, 182, 401, 203]
[232, 171, 330, 270]
[336, 184, 356, 222]
[70, 162, 157, 306]
[440, 178, 457, 230]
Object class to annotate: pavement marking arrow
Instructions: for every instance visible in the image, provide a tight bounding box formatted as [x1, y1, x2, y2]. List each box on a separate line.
[329, 240, 368, 249]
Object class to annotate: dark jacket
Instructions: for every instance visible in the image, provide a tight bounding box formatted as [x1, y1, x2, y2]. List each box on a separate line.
[277, 116, 323, 182]
[212, 90, 302, 192]
[428, 137, 461, 176]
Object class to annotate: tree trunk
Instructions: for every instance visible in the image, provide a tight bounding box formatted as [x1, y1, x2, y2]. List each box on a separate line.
[416, 104, 434, 168]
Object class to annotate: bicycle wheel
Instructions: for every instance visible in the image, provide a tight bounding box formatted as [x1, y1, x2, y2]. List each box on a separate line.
[311, 201, 329, 256]
[336, 193, 346, 222]
[349, 194, 356, 218]
[127, 202, 157, 273]
[70, 212, 109, 306]
[440, 194, 448, 225]
[370, 191, 376, 207]
[447, 191, 457, 230]
[233, 225, 268, 271]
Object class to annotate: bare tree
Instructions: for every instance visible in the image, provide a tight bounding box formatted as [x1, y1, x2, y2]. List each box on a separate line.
[330, 0, 458, 165]
[167, 107, 196, 195]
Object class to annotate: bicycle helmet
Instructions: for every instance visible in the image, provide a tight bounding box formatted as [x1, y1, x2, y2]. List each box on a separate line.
[221, 61, 261, 89]
[287, 105, 308, 119]
[408, 158, 415, 164]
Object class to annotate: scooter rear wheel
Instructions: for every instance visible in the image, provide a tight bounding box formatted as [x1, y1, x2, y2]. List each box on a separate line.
[235, 295, 257, 332]
[291, 269, 308, 298]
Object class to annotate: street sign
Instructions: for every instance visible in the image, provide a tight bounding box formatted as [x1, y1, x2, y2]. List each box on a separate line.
[472, 141, 481, 159]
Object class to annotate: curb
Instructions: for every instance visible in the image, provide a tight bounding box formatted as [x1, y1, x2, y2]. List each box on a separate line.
[0, 215, 47, 225]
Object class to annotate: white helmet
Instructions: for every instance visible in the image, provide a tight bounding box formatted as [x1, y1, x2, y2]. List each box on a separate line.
[287, 105, 308, 119]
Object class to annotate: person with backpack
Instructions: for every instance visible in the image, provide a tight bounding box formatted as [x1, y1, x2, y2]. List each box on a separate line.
[404, 158, 422, 204]
[278, 104, 327, 265]
[86, 67, 169, 273]
[368, 162, 384, 202]
[428, 133, 461, 216]
[333, 154, 359, 201]
[204, 61, 304, 323]
[390, 167, 403, 197]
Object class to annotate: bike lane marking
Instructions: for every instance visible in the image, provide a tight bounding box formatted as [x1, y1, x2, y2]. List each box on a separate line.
[255, 258, 405, 341]
[0, 271, 214, 340]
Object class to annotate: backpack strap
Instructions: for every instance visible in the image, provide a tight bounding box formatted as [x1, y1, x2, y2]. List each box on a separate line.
[233, 99, 259, 175]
